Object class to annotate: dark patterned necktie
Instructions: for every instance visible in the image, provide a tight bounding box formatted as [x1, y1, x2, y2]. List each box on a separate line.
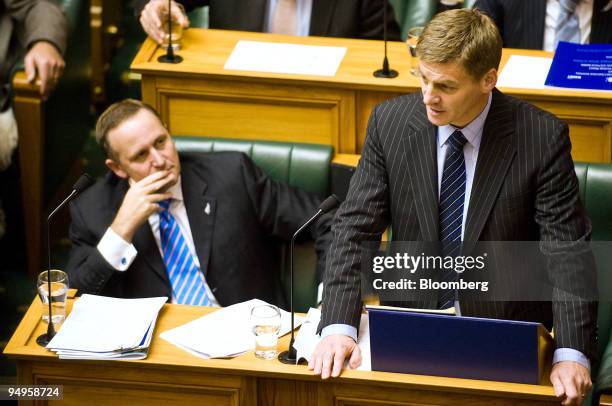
[438, 130, 467, 309]
[555, 0, 581, 48]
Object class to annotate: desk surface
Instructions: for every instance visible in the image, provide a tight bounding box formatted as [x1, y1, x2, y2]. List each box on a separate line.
[5, 294, 558, 403]
[132, 28, 611, 103]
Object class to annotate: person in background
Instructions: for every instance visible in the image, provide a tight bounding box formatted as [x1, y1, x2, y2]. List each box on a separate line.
[134, 0, 401, 43]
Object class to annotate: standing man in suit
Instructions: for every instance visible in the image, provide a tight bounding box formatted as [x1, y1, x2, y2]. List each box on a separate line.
[475, 0, 612, 51]
[309, 9, 596, 406]
[66, 99, 331, 308]
[134, 0, 401, 43]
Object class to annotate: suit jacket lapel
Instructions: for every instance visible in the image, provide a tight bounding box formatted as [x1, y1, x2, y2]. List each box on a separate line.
[464, 89, 516, 250]
[592, 0, 612, 43]
[310, 0, 337, 36]
[181, 162, 216, 279]
[111, 179, 169, 286]
[403, 102, 439, 241]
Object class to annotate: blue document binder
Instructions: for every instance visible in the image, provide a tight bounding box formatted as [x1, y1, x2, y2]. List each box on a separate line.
[368, 308, 552, 384]
[545, 42, 612, 90]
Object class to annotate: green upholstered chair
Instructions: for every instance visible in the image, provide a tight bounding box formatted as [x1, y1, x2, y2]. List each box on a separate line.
[173, 136, 332, 312]
[464, 0, 478, 8]
[575, 163, 612, 405]
[389, 0, 438, 40]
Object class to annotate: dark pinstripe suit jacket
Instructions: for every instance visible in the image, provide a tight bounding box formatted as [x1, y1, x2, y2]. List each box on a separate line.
[474, 0, 612, 49]
[320, 89, 598, 360]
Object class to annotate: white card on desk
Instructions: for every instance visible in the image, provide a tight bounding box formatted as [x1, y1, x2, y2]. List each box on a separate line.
[224, 40, 347, 77]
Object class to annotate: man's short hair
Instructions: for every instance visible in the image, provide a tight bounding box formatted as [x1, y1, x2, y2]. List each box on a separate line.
[417, 8, 502, 80]
[95, 99, 164, 159]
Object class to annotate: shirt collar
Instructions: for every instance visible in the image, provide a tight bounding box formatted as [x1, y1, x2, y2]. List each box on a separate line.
[167, 176, 183, 203]
[437, 92, 492, 151]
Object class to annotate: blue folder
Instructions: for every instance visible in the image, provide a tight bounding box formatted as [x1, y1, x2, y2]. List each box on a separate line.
[368, 307, 552, 384]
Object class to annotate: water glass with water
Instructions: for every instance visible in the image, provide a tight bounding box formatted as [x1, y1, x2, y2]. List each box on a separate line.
[250, 304, 281, 360]
[407, 26, 424, 76]
[161, 2, 185, 50]
[37, 269, 68, 325]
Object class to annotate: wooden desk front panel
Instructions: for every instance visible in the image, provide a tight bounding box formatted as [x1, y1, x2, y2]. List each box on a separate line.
[143, 76, 358, 153]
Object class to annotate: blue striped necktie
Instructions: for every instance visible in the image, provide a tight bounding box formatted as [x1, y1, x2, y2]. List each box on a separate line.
[159, 199, 211, 306]
[555, 0, 581, 48]
[438, 130, 468, 309]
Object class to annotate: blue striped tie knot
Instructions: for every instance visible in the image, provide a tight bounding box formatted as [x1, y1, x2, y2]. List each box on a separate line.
[447, 130, 467, 152]
[159, 199, 171, 212]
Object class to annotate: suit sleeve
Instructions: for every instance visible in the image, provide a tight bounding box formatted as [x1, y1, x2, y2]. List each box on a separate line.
[535, 120, 598, 362]
[6, 0, 67, 54]
[359, 0, 401, 41]
[65, 201, 121, 296]
[237, 153, 333, 285]
[318, 105, 391, 332]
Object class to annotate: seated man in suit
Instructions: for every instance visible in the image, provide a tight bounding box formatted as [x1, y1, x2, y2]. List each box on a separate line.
[309, 9, 596, 406]
[475, 0, 612, 51]
[66, 99, 331, 309]
[134, 0, 401, 44]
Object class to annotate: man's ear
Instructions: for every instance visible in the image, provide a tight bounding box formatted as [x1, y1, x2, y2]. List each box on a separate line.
[482, 68, 498, 93]
[105, 158, 128, 179]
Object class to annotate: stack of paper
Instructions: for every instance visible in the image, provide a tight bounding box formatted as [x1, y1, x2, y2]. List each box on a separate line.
[46, 294, 167, 360]
[161, 299, 302, 359]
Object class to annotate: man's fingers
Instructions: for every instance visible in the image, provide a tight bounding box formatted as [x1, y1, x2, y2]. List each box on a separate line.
[551, 373, 565, 398]
[37, 59, 51, 97]
[320, 352, 334, 380]
[331, 351, 347, 377]
[348, 345, 362, 369]
[24, 54, 36, 83]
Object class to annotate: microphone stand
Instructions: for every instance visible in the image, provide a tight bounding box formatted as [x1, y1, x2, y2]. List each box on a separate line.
[373, 0, 398, 78]
[158, 0, 183, 64]
[278, 195, 340, 364]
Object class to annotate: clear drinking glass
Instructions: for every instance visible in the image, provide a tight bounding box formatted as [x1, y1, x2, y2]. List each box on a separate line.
[160, 2, 185, 50]
[250, 304, 281, 360]
[406, 26, 424, 76]
[37, 269, 69, 325]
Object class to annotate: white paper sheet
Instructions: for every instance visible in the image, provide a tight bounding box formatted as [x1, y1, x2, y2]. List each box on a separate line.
[293, 308, 371, 371]
[497, 55, 553, 90]
[47, 295, 167, 356]
[224, 40, 347, 77]
[160, 299, 303, 359]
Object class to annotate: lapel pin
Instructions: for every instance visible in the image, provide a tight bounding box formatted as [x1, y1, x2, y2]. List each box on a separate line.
[204, 202, 211, 215]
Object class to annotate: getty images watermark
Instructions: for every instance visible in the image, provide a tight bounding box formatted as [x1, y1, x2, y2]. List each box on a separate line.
[360, 241, 601, 302]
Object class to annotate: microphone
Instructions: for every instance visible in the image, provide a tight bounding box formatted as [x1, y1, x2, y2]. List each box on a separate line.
[373, 0, 398, 79]
[278, 194, 340, 364]
[157, 0, 183, 64]
[37, 174, 94, 347]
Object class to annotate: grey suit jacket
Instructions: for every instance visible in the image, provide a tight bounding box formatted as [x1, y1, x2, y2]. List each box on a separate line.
[474, 0, 612, 49]
[0, 0, 67, 111]
[132, 0, 401, 41]
[320, 89, 598, 360]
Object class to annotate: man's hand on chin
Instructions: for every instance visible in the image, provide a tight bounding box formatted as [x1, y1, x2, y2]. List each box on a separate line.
[550, 361, 592, 406]
[308, 335, 361, 379]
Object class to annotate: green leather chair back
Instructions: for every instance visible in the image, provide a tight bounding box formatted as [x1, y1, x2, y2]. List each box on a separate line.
[464, 0, 478, 8]
[174, 136, 333, 312]
[575, 163, 612, 360]
[389, 0, 437, 40]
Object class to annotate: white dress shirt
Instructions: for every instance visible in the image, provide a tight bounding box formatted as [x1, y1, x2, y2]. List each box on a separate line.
[264, 0, 313, 36]
[96, 177, 219, 306]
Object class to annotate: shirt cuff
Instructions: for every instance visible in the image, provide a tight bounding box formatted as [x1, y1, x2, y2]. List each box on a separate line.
[321, 324, 358, 342]
[552, 348, 591, 372]
[96, 227, 138, 271]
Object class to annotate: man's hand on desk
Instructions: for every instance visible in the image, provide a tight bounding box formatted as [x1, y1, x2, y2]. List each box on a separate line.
[550, 361, 592, 406]
[25, 41, 65, 100]
[140, 0, 189, 45]
[110, 170, 174, 243]
[308, 335, 361, 379]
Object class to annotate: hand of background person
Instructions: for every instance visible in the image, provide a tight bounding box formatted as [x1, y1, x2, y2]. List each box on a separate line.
[110, 170, 175, 243]
[308, 335, 361, 379]
[140, 0, 189, 45]
[550, 361, 592, 406]
[24, 41, 65, 100]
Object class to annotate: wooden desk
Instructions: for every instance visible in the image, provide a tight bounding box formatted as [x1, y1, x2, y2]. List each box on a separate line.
[601, 394, 612, 406]
[131, 29, 612, 161]
[5, 295, 561, 405]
